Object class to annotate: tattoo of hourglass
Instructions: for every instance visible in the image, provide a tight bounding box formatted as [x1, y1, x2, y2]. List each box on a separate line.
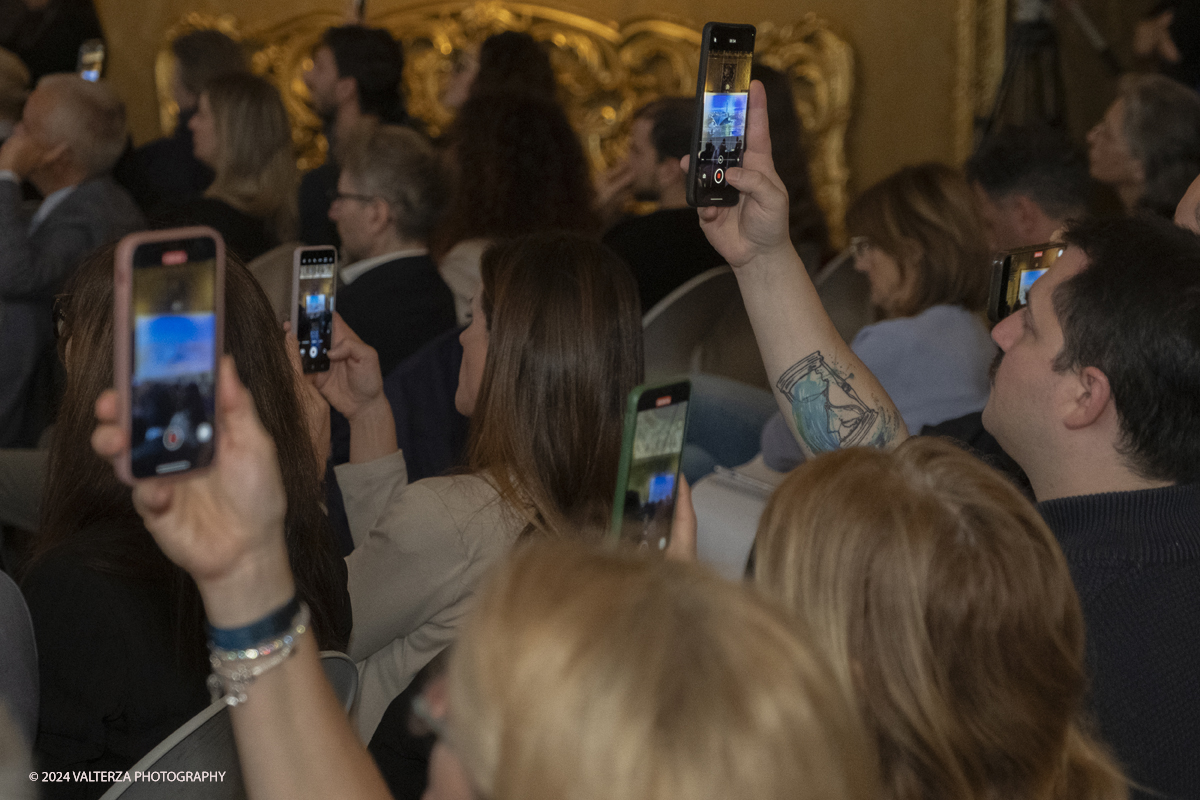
[776, 352, 895, 453]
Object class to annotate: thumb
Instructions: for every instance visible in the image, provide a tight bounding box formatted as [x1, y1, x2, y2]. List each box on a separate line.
[215, 357, 261, 443]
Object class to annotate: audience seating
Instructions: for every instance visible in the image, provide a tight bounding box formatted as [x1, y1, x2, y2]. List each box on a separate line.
[0, 570, 38, 748]
[155, 5, 855, 244]
[98, 652, 359, 800]
[643, 266, 743, 383]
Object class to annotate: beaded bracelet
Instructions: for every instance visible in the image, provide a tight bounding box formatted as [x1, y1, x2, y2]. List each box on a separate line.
[207, 602, 310, 706]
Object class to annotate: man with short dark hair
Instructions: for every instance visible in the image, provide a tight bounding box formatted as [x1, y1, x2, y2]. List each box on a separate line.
[0, 75, 143, 444]
[966, 125, 1091, 251]
[329, 121, 455, 376]
[300, 25, 413, 247]
[980, 216, 1200, 798]
[704, 87, 1199, 795]
[600, 97, 725, 312]
[115, 28, 249, 212]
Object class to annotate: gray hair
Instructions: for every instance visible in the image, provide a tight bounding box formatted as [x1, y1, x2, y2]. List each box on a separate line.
[36, 75, 127, 178]
[1119, 73, 1200, 217]
[340, 121, 445, 241]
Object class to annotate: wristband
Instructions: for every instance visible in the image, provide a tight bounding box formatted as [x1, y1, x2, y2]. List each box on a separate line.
[208, 601, 310, 706]
[206, 595, 301, 651]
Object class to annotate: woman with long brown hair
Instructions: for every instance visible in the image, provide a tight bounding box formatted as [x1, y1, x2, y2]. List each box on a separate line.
[20, 247, 349, 793]
[754, 437, 1127, 800]
[314, 231, 642, 739]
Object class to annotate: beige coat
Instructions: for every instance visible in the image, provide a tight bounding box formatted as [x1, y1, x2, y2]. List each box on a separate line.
[338, 450, 522, 739]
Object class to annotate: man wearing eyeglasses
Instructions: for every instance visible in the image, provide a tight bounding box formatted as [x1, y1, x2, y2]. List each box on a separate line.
[328, 121, 455, 378]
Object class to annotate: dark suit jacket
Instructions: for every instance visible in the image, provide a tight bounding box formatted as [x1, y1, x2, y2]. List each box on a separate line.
[336, 253, 457, 377]
[298, 160, 340, 247]
[602, 207, 727, 313]
[0, 177, 144, 444]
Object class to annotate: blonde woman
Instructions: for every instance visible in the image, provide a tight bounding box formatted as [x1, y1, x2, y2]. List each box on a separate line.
[419, 542, 877, 800]
[754, 437, 1127, 800]
[159, 71, 298, 260]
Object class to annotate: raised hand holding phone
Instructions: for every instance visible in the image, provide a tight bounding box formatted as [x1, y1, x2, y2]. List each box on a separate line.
[311, 312, 397, 463]
[93, 357, 293, 629]
[689, 80, 793, 271]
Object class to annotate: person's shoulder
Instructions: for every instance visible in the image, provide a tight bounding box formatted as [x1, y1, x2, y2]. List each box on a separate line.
[855, 305, 988, 347]
[605, 207, 699, 238]
[410, 474, 516, 532]
[65, 177, 142, 221]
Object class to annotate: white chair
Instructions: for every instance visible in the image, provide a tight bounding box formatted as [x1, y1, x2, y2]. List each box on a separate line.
[643, 266, 764, 386]
[244, 241, 301, 324]
[99, 651, 359, 799]
[692, 455, 786, 581]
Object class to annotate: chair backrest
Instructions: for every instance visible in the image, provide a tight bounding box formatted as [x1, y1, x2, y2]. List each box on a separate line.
[643, 266, 752, 385]
[244, 241, 301, 324]
[321, 650, 359, 712]
[99, 651, 359, 799]
[0, 570, 38, 748]
[98, 701, 245, 800]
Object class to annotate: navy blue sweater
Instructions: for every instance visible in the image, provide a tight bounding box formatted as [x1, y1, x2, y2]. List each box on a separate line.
[1039, 484, 1200, 799]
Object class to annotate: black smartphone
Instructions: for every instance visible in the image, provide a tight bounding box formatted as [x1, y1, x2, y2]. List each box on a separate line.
[290, 245, 338, 373]
[987, 242, 1064, 322]
[115, 227, 225, 483]
[77, 39, 105, 82]
[609, 379, 691, 551]
[686, 22, 756, 207]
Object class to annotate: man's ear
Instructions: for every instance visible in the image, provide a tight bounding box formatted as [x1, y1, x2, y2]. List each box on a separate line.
[367, 197, 392, 236]
[1012, 194, 1045, 240]
[40, 142, 70, 169]
[334, 75, 358, 107]
[1063, 365, 1113, 430]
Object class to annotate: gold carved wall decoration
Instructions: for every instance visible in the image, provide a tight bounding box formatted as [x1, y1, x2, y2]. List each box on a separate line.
[954, 0, 1008, 162]
[157, 3, 855, 242]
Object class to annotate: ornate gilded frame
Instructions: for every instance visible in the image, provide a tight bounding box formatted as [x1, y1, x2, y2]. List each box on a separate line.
[157, 3, 856, 243]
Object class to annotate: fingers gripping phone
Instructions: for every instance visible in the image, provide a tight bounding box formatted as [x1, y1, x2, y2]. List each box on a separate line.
[987, 242, 1064, 322]
[115, 227, 225, 483]
[290, 246, 338, 373]
[609, 380, 691, 551]
[687, 22, 756, 207]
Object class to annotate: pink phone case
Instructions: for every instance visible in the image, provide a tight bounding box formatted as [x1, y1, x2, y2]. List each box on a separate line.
[113, 226, 225, 485]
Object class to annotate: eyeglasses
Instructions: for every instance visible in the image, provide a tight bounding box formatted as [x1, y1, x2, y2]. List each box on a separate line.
[327, 189, 379, 204]
[849, 236, 873, 259]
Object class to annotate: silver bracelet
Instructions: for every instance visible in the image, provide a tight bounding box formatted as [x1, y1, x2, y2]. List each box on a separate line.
[207, 602, 311, 706]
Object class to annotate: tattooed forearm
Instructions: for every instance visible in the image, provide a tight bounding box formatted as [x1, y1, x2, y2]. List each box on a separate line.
[775, 351, 900, 454]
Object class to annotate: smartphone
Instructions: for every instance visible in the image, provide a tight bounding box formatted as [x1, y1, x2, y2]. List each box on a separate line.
[987, 242, 1064, 322]
[290, 246, 338, 373]
[114, 227, 224, 483]
[609, 380, 691, 551]
[686, 22, 756, 207]
[77, 39, 105, 82]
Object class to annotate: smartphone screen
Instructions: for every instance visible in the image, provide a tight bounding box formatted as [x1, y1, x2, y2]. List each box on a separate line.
[294, 247, 337, 373]
[611, 381, 691, 551]
[989, 243, 1064, 321]
[688, 23, 755, 206]
[77, 40, 104, 82]
[130, 237, 219, 478]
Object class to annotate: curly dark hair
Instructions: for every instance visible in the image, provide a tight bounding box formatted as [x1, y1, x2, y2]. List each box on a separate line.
[470, 31, 557, 102]
[434, 90, 597, 255]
